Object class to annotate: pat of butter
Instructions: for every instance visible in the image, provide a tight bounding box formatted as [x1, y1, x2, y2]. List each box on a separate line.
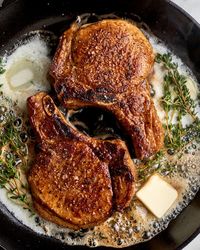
[136, 174, 178, 218]
[10, 68, 34, 88]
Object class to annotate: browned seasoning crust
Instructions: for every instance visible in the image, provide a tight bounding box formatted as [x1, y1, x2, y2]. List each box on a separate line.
[27, 92, 136, 229]
[50, 19, 164, 159]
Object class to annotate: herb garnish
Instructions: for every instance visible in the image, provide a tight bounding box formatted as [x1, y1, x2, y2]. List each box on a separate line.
[0, 157, 32, 211]
[139, 53, 200, 181]
[138, 151, 165, 181]
[0, 103, 33, 213]
[156, 53, 200, 152]
[156, 53, 196, 118]
[0, 58, 5, 74]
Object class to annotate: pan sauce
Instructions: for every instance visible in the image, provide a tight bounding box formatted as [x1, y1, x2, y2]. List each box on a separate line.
[0, 26, 199, 248]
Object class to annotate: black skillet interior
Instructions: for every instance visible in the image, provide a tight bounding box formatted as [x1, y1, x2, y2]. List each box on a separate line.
[0, 0, 200, 249]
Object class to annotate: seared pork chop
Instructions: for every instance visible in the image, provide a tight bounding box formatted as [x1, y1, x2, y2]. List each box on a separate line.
[50, 19, 164, 159]
[28, 92, 136, 229]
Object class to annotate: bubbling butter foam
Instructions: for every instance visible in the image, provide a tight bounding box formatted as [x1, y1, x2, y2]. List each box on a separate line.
[0, 31, 56, 111]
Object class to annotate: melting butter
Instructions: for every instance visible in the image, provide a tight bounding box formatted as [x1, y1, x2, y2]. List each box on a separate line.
[0, 35, 51, 111]
[136, 174, 178, 218]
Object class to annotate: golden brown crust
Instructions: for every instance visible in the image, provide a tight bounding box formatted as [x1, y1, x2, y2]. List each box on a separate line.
[50, 20, 154, 90]
[50, 19, 164, 159]
[27, 92, 136, 229]
[34, 200, 108, 230]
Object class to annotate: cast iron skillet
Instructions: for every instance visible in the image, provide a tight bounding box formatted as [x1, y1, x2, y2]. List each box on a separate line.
[0, 0, 200, 249]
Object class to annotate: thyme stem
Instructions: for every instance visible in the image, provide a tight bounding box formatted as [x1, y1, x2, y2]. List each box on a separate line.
[139, 53, 200, 182]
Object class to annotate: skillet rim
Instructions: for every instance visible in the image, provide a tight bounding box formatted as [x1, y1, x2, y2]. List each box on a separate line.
[0, 0, 199, 249]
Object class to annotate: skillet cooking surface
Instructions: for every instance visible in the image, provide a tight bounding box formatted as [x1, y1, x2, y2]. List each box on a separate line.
[0, 0, 200, 249]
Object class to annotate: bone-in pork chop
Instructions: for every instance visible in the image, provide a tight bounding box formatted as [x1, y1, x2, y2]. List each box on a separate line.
[50, 19, 164, 159]
[27, 92, 136, 229]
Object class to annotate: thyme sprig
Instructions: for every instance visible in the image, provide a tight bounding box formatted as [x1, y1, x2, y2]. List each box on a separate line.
[139, 53, 200, 181]
[0, 58, 5, 74]
[138, 151, 165, 181]
[0, 114, 27, 156]
[0, 157, 32, 212]
[156, 53, 197, 120]
[156, 53, 199, 152]
[0, 103, 33, 213]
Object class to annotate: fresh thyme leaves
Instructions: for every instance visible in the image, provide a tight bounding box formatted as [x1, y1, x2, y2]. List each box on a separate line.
[145, 151, 164, 167]
[182, 119, 200, 144]
[0, 58, 5, 75]
[156, 53, 200, 152]
[0, 101, 33, 213]
[138, 151, 165, 181]
[139, 53, 200, 182]
[0, 157, 32, 211]
[156, 53, 197, 120]
[163, 114, 183, 152]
